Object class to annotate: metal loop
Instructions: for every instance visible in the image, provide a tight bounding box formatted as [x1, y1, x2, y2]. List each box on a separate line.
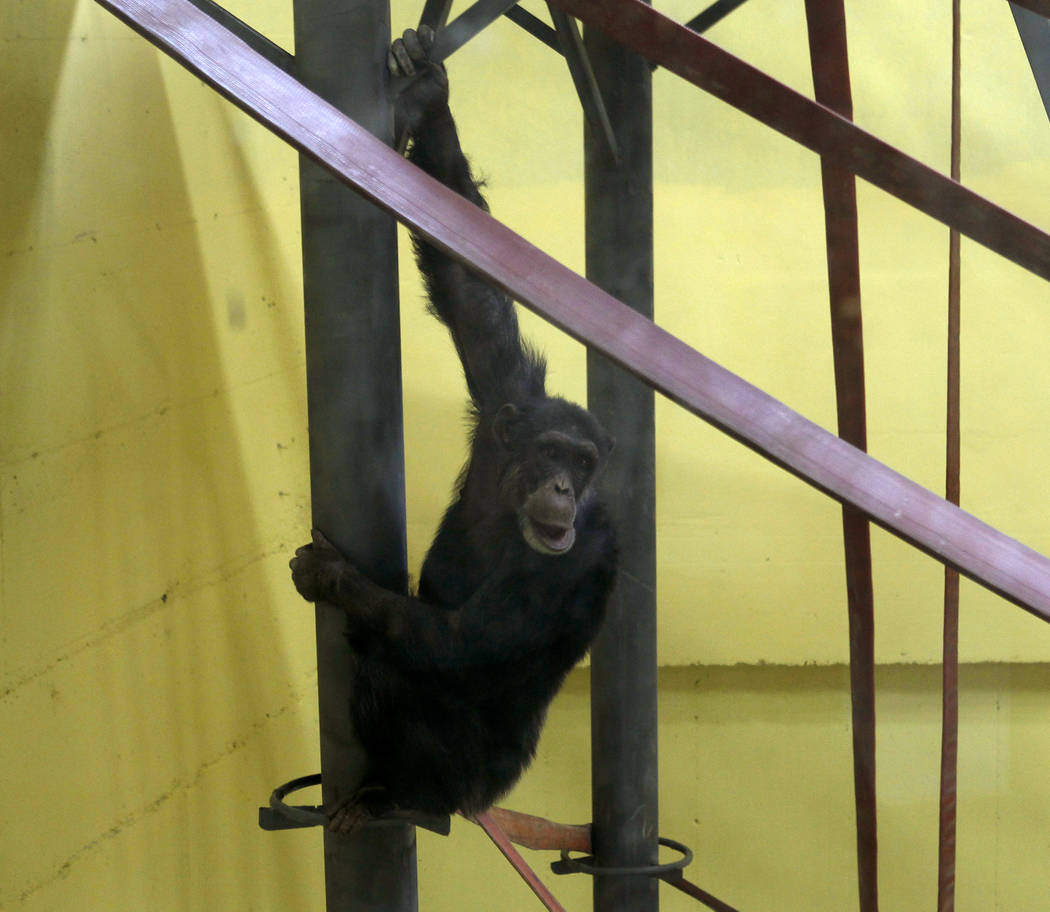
[551, 836, 693, 878]
[268, 772, 327, 827]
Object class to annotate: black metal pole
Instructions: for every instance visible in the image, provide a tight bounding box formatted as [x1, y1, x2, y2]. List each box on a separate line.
[292, 1, 418, 909]
[583, 22, 659, 912]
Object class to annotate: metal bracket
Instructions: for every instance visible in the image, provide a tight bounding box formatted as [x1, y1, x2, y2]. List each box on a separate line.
[649, 0, 752, 71]
[547, 4, 620, 162]
[431, 0, 521, 62]
[506, 5, 561, 53]
[684, 0, 751, 35]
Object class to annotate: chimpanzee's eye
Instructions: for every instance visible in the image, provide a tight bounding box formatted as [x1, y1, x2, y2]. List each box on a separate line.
[539, 443, 558, 460]
[575, 453, 594, 473]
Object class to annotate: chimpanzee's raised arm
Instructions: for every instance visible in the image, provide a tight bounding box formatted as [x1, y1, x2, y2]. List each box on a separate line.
[390, 27, 547, 412]
[390, 28, 483, 207]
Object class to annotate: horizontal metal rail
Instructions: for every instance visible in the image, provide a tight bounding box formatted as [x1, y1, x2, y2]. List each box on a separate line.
[94, 0, 1050, 623]
[547, 0, 1050, 283]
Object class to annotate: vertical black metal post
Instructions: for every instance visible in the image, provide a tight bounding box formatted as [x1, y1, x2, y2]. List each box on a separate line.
[583, 22, 659, 912]
[293, 1, 418, 909]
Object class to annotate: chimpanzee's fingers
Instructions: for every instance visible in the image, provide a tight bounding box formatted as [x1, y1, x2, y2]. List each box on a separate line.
[402, 27, 425, 64]
[391, 38, 415, 76]
[418, 23, 436, 51]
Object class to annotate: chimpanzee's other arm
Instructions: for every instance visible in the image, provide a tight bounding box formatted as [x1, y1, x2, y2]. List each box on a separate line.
[291, 532, 559, 671]
[390, 27, 546, 410]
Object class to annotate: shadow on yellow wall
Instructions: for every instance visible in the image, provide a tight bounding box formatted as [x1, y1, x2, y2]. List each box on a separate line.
[2, 2, 317, 908]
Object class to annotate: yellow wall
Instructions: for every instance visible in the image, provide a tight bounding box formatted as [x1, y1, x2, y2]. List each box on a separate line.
[2, 0, 1049, 909]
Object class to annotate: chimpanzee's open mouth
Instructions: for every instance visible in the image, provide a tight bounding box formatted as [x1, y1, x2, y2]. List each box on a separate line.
[524, 518, 577, 555]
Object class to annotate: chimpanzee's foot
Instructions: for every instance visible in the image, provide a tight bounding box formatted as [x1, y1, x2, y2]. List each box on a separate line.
[327, 802, 372, 834]
[325, 784, 394, 834]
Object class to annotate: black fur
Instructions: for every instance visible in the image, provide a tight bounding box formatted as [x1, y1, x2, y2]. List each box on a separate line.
[290, 27, 617, 821]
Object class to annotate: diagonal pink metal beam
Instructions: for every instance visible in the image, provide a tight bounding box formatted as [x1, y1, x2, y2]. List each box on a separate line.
[94, 0, 1050, 623]
[548, 0, 1050, 283]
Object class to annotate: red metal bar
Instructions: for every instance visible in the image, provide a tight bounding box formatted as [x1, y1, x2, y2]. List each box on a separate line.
[473, 811, 569, 912]
[93, 0, 1050, 622]
[803, 3, 878, 910]
[664, 875, 742, 912]
[938, 2, 964, 909]
[482, 807, 592, 853]
[546, 0, 1050, 283]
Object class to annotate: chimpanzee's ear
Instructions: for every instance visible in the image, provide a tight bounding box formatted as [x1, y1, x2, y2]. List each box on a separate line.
[492, 403, 520, 449]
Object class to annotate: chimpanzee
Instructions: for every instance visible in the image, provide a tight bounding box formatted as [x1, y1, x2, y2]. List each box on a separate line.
[290, 25, 618, 830]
